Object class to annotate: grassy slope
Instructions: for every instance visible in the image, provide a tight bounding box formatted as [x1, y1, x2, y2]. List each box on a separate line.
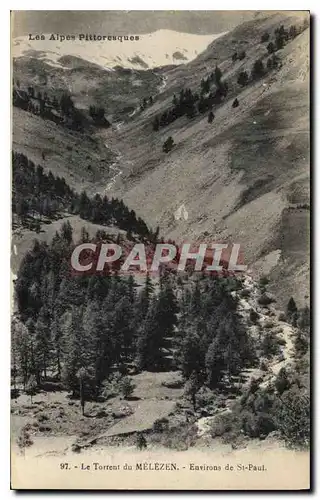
[12, 107, 117, 195]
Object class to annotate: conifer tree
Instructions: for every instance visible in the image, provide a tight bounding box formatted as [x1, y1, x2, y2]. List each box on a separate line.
[208, 111, 215, 123]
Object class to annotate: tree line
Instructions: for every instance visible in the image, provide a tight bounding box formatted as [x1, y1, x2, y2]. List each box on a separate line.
[153, 21, 308, 140]
[13, 81, 110, 131]
[152, 66, 227, 132]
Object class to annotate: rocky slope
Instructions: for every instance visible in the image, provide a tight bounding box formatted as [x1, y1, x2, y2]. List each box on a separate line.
[99, 12, 310, 306]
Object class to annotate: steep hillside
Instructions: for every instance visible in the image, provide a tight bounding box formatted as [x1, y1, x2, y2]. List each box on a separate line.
[11, 12, 310, 306]
[12, 56, 163, 121]
[99, 12, 309, 305]
[12, 107, 116, 193]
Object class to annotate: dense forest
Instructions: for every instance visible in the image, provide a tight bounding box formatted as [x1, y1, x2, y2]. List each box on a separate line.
[12, 220, 310, 447]
[12, 151, 151, 239]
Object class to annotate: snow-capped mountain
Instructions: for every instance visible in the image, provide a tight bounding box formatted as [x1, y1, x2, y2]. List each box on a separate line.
[12, 29, 225, 70]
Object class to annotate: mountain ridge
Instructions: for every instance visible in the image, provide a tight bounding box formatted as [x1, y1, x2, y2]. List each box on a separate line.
[12, 29, 225, 71]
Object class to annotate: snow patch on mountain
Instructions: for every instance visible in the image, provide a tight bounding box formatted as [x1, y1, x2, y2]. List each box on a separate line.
[12, 29, 226, 70]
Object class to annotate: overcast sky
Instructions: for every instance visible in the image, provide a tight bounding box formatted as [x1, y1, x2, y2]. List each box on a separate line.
[12, 11, 261, 37]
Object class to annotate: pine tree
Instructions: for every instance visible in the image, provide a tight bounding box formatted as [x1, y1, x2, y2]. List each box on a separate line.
[208, 111, 215, 123]
[62, 307, 92, 396]
[136, 299, 160, 370]
[287, 297, 298, 318]
[237, 71, 249, 87]
[267, 41, 275, 54]
[35, 306, 53, 380]
[184, 371, 200, 410]
[252, 59, 265, 79]
[205, 336, 224, 387]
[60, 220, 73, 245]
[214, 65, 222, 85]
[137, 274, 154, 322]
[113, 296, 134, 364]
[180, 330, 202, 378]
[152, 117, 160, 131]
[232, 98, 239, 108]
[297, 306, 310, 332]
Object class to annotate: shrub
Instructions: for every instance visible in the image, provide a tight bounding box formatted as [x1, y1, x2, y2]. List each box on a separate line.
[274, 390, 310, 448]
[17, 425, 33, 450]
[259, 275, 269, 287]
[267, 54, 280, 70]
[37, 413, 49, 422]
[210, 411, 240, 437]
[250, 309, 259, 324]
[278, 312, 287, 322]
[160, 424, 197, 450]
[25, 375, 38, 403]
[264, 320, 275, 329]
[248, 378, 262, 394]
[289, 25, 298, 39]
[208, 111, 214, 123]
[237, 71, 249, 87]
[258, 293, 275, 306]
[96, 409, 108, 418]
[71, 443, 81, 453]
[136, 432, 147, 450]
[232, 98, 239, 108]
[275, 368, 291, 394]
[244, 412, 275, 438]
[11, 388, 20, 399]
[287, 297, 298, 317]
[238, 51, 246, 60]
[297, 306, 310, 332]
[267, 41, 275, 54]
[275, 32, 285, 50]
[163, 136, 175, 153]
[259, 359, 269, 372]
[294, 330, 309, 357]
[38, 425, 52, 432]
[252, 59, 265, 79]
[120, 376, 136, 399]
[261, 32, 270, 43]
[261, 332, 281, 358]
[153, 417, 169, 433]
[118, 363, 128, 376]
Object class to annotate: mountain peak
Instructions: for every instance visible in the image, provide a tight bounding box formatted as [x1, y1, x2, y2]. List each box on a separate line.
[12, 30, 225, 71]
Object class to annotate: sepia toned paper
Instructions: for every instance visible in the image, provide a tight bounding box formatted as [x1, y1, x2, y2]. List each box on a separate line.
[11, 10, 310, 491]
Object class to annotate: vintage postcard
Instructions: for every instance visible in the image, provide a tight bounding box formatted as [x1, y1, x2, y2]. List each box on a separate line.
[11, 10, 310, 490]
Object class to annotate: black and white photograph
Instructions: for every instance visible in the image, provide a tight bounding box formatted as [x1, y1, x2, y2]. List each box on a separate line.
[10, 10, 310, 490]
